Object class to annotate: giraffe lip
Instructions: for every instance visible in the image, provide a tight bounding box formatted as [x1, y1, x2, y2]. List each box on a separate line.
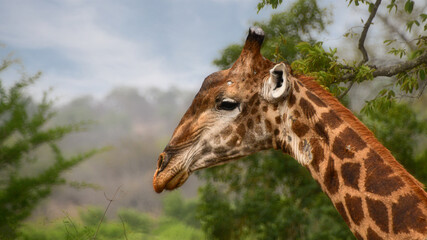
[153, 169, 189, 193]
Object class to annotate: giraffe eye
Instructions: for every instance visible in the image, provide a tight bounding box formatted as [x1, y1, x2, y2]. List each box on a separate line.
[217, 99, 239, 111]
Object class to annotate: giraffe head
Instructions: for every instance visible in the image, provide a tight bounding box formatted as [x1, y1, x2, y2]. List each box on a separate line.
[153, 27, 293, 193]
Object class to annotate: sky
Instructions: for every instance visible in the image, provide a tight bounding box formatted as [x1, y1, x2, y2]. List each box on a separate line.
[0, 0, 359, 104]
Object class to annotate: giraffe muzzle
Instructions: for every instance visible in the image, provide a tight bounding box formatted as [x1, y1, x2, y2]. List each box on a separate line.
[153, 152, 190, 193]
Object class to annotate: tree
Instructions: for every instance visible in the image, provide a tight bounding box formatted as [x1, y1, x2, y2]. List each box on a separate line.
[197, 0, 427, 239]
[0, 54, 103, 239]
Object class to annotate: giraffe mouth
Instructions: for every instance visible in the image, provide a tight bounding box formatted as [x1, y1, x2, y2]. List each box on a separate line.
[153, 169, 189, 193]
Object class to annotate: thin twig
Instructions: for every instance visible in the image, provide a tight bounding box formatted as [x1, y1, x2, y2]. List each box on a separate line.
[338, 0, 382, 99]
[65, 213, 79, 235]
[338, 81, 355, 99]
[416, 80, 427, 98]
[358, 0, 382, 66]
[119, 215, 129, 240]
[92, 186, 122, 240]
[377, 14, 416, 51]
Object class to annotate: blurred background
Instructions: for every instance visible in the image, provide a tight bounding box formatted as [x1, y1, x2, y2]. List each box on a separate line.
[0, 0, 426, 239]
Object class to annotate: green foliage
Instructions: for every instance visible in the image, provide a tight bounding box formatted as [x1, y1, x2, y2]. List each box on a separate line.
[197, 183, 234, 240]
[80, 207, 105, 226]
[404, 0, 414, 14]
[153, 217, 203, 240]
[212, 44, 242, 70]
[18, 203, 203, 240]
[292, 42, 376, 97]
[0, 55, 104, 239]
[162, 190, 200, 228]
[197, 151, 353, 240]
[257, 0, 283, 12]
[118, 208, 153, 233]
[214, 0, 327, 70]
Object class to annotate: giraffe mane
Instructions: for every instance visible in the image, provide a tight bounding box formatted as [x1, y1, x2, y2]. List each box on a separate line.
[297, 74, 427, 203]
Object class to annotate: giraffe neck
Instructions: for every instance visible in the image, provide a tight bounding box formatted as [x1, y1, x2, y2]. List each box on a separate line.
[275, 76, 427, 239]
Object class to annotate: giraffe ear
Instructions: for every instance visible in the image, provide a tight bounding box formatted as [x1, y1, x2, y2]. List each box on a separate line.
[262, 63, 290, 102]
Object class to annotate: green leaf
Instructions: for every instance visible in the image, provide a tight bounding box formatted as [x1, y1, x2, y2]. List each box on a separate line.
[387, 0, 398, 13]
[420, 69, 426, 80]
[383, 39, 396, 46]
[379, 89, 388, 97]
[368, 3, 374, 13]
[404, 0, 414, 14]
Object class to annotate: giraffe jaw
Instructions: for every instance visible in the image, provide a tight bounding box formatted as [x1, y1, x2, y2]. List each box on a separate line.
[153, 168, 189, 193]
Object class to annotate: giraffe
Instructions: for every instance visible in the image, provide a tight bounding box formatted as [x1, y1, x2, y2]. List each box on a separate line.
[152, 27, 427, 239]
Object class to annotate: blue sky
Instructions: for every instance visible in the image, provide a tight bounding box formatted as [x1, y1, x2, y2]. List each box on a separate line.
[0, 0, 358, 103]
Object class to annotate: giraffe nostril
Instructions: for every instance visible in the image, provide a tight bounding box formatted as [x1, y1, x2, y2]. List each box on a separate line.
[157, 153, 164, 169]
[157, 152, 170, 174]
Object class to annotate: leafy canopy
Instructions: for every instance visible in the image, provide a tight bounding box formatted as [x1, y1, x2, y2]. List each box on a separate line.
[0, 54, 104, 239]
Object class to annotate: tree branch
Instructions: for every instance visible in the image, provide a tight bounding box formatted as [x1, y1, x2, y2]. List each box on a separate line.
[338, 81, 355, 99]
[358, 0, 382, 66]
[372, 51, 427, 77]
[338, 0, 382, 99]
[342, 51, 427, 80]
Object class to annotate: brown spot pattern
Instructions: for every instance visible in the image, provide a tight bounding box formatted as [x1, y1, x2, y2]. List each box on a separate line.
[299, 98, 316, 118]
[340, 127, 367, 151]
[262, 105, 268, 112]
[367, 228, 383, 240]
[236, 123, 246, 138]
[306, 91, 327, 107]
[321, 110, 343, 129]
[354, 231, 363, 240]
[366, 198, 389, 233]
[248, 93, 258, 105]
[291, 120, 310, 138]
[213, 146, 227, 155]
[288, 93, 296, 107]
[200, 144, 212, 155]
[324, 157, 339, 195]
[335, 202, 351, 227]
[392, 194, 427, 234]
[341, 162, 361, 190]
[364, 149, 404, 196]
[247, 118, 254, 130]
[220, 126, 233, 139]
[332, 127, 367, 160]
[293, 81, 300, 92]
[251, 107, 258, 115]
[314, 121, 329, 144]
[275, 116, 281, 124]
[345, 194, 364, 226]
[310, 139, 324, 172]
[332, 137, 354, 160]
[292, 109, 301, 118]
[226, 136, 239, 147]
[264, 119, 272, 132]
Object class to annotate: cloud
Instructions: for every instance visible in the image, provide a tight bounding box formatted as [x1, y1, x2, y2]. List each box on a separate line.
[0, 1, 217, 103]
[0, 0, 358, 104]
